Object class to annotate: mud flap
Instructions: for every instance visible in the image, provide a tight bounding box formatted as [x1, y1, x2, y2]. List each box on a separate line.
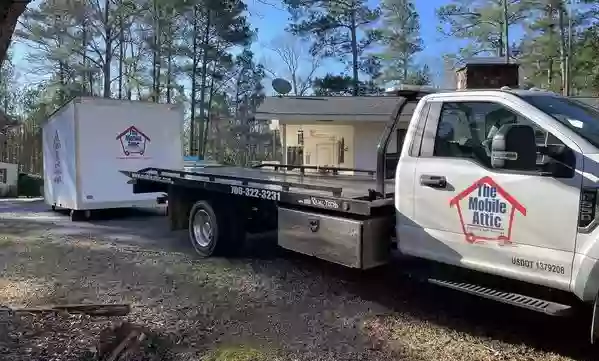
[592, 293, 599, 344]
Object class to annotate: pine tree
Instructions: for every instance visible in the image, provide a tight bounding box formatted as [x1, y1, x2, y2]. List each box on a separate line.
[436, 0, 533, 60]
[283, 0, 381, 96]
[518, 0, 580, 93]
[379, 0, 423, 84]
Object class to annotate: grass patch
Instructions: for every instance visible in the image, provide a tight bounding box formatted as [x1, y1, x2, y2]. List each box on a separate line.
[0, 236, 15, 248]
[201, 345, 274, 361]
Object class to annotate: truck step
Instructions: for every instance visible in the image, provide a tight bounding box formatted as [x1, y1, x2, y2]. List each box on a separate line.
[427, 277, 573, 316]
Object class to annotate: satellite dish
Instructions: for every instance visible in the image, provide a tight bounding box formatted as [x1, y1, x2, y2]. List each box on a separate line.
[272, 78, 292, 95]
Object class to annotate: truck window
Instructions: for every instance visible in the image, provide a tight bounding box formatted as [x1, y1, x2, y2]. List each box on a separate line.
[432, 101, 558, 171]
[521, 94, 599, 149]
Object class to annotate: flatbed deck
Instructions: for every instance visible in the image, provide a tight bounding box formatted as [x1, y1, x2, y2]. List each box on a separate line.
[123, 165, 395, 216]
[183, 165, 394, 199]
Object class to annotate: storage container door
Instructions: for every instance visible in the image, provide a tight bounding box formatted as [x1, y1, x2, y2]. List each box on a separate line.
[76, 99, 183, 207]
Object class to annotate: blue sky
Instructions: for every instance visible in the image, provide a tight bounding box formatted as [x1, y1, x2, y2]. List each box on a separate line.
[11, 0, 457, 88]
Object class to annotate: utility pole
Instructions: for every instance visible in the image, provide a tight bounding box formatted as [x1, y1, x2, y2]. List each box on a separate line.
[503, 0, 510, 63]
[566, 0, 573, 96]
[557, 1, 567, 95]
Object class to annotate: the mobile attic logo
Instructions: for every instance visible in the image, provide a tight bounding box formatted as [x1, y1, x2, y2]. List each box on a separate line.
[52, 130, 62, 184]
[449, 176, 526, 245]
[116, 126, 150, 158]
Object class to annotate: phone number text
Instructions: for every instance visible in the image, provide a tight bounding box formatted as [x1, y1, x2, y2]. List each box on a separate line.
[230, 186, 281, 201]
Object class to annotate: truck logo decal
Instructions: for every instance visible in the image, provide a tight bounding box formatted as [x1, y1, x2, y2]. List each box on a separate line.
[116, 126, 151, 158]
[296, 197, 340, 209]
[449, 176, 526, 245]
[310, 196, 339, 209]
[298, 196, 340, 209]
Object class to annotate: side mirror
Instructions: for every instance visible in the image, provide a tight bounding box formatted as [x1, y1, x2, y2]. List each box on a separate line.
[490, 124, 537, 170]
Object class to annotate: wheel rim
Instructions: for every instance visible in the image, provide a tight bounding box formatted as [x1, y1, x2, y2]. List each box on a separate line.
[192, 209, 213, 248]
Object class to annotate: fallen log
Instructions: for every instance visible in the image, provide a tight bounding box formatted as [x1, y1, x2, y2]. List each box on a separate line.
[6, 303, 131, 317]
[105, 329, 146, 361]
[98, 321, 146, 361]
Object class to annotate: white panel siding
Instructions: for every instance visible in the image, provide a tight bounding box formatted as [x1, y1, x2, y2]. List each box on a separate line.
[282, 122, 409, 172]
[353, 123, 398, 171]
[283, 124, 354, 169]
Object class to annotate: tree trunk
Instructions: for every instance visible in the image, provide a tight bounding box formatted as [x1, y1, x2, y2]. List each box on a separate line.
[197, 9, 212, 158]
[349, 9, 359, 96]
[291, 73, 298, 95]
[503, 0, 509, 62]
[151, 0, 161, 102]
[557, 4, 567, 95]
[103, 0, 112, 98]
[547, 5, 555, 89]
[547, 58, 553, 87]
[166, 13, 172, 104]
[201, 75, 215, 155]
[189, 5, 200, 156]
[118, 0, 125, 99]
[82, 16, 90, 95]
[0, 1, 28, 67]
[127, 27, 135, 100]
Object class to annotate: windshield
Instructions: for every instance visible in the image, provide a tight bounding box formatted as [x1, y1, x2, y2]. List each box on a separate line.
[521, 95, 599, 149]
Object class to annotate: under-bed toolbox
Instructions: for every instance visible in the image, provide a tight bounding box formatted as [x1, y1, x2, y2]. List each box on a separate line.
[277, 207, 392, 269]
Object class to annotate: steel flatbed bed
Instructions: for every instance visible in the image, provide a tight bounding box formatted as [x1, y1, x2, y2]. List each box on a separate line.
[122, 164, 395, 217]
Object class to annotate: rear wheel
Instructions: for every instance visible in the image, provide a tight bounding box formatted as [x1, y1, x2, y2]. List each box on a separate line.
[188, 198, 246, 257]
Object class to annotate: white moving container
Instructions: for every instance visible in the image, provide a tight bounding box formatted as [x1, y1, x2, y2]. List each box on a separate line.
[42, 97, 184, 219]
[0, 162, 19, 197]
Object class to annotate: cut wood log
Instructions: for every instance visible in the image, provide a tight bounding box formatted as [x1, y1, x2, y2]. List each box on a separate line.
[105, 329, 144, 361]
[9, 303, 131, 317]
[98, 321, 146, 361]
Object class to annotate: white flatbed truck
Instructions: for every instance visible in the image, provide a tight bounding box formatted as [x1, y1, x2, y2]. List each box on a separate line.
[121, 87, 599, 343]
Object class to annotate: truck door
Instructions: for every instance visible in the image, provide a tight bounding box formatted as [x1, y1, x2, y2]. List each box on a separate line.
[406, 96, 581, 291]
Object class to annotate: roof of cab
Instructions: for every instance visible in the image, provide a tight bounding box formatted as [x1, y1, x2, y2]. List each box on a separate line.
[423, 87, 562, 99]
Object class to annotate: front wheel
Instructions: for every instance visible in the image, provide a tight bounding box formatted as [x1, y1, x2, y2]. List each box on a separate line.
[188, 199, 246, 257]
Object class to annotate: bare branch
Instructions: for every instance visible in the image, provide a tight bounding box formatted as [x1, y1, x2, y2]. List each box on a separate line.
[252, 0, 286, 12]
[263, 34, 320, 95]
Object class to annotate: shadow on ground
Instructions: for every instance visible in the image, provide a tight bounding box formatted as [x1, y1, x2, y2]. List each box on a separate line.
[0, 199, 595, 361]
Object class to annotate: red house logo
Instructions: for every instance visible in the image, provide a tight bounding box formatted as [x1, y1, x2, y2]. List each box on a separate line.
[116, 126, 151, 157]
[449, 176, 526, 245]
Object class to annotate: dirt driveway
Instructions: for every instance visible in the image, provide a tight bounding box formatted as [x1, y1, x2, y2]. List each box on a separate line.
[0, 199, 595, 360]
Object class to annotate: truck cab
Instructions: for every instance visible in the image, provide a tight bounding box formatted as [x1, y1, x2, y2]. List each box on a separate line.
[395, 88, 599, 304]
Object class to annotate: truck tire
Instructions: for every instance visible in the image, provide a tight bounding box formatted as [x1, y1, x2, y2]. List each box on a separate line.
[70, 209, 91, 222]
[188, 199, 245, 257]
[592, 293, 599, 344]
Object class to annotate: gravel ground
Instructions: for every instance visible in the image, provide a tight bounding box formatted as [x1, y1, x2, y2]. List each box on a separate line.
[0, 198, 596, 361]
